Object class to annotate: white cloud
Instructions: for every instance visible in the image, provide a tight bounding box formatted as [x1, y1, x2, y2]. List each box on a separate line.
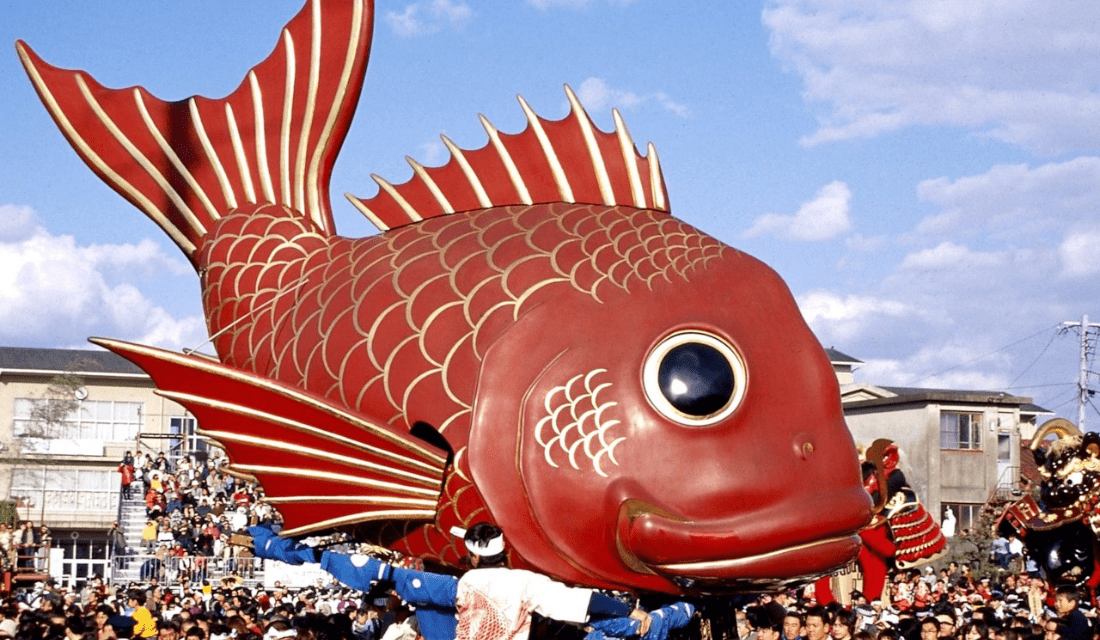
[844, 234, 888, 252]
[575, 78, 689, 118]
[385, 0, 472, 37]
[798, 289, 911, 346]
[1059, 230, 1100, 278]
[896, 241, 1002, 272]
[858, 354, 1009, 391]
[916, 157, 1100, 239]
[0, 204, 37, 242]
[743, 180, 852, 241]
[763, 1, 1100, 153]
[417, 140, 448, 167]
[528, 0, 639, 9]
[0, 206, 206, 351]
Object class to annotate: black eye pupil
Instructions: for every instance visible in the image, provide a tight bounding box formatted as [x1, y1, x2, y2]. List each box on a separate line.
[657, 343, 735, 417]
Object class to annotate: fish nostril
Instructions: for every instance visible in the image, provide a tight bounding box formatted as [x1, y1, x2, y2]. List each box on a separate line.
[794, 433, 816, 461]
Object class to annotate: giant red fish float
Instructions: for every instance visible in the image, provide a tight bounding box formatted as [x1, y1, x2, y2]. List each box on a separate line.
[17, 0, 872, 595]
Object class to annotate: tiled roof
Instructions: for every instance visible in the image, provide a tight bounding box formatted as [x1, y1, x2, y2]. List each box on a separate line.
[824, 347, 863, 364]
[844, 384, 1054, 413]
[0, 346, 145, 375]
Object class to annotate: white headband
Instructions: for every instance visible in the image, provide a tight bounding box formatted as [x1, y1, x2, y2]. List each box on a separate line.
[264, 629, 297, 640]
[450, 525, 506, 556]
[464, 534, 505, 557]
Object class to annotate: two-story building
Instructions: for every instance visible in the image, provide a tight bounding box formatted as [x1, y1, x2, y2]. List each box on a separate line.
[0, 346, 198, 582]
[826, 348, 1053, 533]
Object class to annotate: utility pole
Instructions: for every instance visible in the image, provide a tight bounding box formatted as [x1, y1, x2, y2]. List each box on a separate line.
[1062, 314, 1100, 431]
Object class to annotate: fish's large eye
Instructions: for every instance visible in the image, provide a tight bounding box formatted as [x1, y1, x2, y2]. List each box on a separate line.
[643, 331, 747, 426]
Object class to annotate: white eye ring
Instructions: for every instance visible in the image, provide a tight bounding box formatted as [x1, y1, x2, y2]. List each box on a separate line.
[642, 331, 747, 426]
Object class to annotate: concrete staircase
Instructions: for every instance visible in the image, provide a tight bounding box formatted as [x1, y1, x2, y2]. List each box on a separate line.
[111, 490, 149, 584]
[109, 489, 267, 588]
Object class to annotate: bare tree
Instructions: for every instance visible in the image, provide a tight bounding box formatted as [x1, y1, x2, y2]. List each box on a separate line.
[11, 366, 88, 522]
[24, 370, 84, 441]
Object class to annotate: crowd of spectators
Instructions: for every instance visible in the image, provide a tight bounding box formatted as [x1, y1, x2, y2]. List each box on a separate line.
[0, 573, 411, 640]
[116, 449, 278, 585]
[0, 563, 1098, 640]
[86, 450, 1100, 640]
[718, 567, 1097, 640]
[0, 521, 52, 573]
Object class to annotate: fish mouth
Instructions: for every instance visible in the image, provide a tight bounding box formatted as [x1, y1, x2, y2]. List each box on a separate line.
[617, 490, 868, 594]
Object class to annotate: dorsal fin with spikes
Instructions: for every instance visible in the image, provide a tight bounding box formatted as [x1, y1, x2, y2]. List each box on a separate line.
[346, 85, 669, 232]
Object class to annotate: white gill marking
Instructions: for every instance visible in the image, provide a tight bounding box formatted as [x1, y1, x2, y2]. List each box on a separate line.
[344, 193, 391, 231]
[613, 109, 645, 208]
[189, 98, 238, 209]
[564, 85, 614, 206]
[549, 403, 577, 457]
[134, 90, 218, 227]
[224, 103, 257, 203]
[16, 47, 196, 254]
[406, 156, 454, 214]
[372, 174, 423, 222]
[517, 94, 574, 203]
[307, 0, 364, 233]
[648, 142, 666, 210]
[249, 71, 277, 204]
[566, 438, 586, 471]
[280, 29, 296, 206]
[535, 414, 561, 468]
[479, 114, 532, 205]
[592, 435, 626, 478]
[76, 78, 206, 236]
[441, 135, 491, 208]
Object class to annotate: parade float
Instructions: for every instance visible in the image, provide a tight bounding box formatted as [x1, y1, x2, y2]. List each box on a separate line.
[17, 0, 873, 599]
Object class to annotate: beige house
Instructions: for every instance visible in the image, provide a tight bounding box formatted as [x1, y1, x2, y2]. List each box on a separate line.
[0, 346, 196, 581]
[825, 348, 1052, 532]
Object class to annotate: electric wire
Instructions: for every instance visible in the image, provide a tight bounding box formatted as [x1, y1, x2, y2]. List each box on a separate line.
[1005, 328, 1060, 390]
[905, 323, 1062, 387]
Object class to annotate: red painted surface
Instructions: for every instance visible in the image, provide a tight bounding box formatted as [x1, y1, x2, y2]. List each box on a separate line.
[18, 0, 872, 595]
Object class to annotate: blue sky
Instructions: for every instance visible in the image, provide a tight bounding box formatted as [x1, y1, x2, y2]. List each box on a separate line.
[2, 1, 1098, 425]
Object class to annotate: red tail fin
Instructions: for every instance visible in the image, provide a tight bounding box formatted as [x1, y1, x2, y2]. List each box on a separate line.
[16, 0, 373, 263]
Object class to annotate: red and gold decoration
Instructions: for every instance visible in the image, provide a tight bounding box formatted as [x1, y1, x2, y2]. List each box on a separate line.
[1000, 419, 1100, 592]
[17, 0, 872, 595]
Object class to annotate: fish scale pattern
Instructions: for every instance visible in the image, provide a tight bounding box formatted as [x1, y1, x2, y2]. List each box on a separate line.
[197, 200, 727, 562]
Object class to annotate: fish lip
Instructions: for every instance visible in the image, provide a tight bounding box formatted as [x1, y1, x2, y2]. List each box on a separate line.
[617, 491, 868, 592]
[655, 534, 859, 572]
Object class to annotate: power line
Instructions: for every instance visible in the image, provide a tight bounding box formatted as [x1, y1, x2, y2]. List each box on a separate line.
[1037, 386, 1078, 411]
[905, 323, 1063, 386]
[1047, 395, 1080, 412]
[1001, 382, 1076, 391]
[1006, 328, 1061, 389]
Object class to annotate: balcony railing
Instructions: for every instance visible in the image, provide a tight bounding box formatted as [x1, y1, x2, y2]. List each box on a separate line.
[109, 554, 264, 588]
[10, 489, 119, 520]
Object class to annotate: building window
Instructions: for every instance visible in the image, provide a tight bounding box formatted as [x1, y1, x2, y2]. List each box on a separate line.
[941, 411, 982, 450]
[169, 416, 207, 458]
[57, 534, 109, 588]
[943, 502, 983, 533]
[13, 399, 143, 443]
